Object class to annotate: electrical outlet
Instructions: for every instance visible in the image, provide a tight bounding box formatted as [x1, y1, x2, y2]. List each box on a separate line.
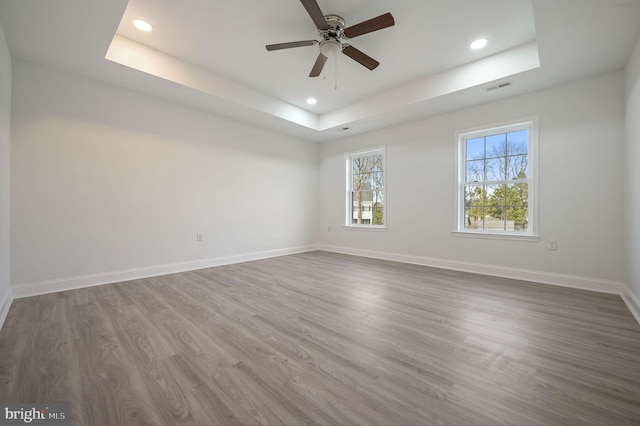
[547, 240, 558, 250]
[196, 233, 203, 242]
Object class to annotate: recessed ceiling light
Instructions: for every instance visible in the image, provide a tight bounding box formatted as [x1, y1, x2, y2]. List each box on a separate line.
[134, 19, 153, 32]
[306, 98, 317, 105]
[470, 38, 488, 50]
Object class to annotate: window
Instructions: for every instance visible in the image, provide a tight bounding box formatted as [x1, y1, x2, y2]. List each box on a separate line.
[456, 119, 537, 236]
[346, 147, 386, 228]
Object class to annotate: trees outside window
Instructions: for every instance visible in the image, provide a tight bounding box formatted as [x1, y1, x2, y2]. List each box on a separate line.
[458, 121, 537, 235]
[347, 148, 385, 227]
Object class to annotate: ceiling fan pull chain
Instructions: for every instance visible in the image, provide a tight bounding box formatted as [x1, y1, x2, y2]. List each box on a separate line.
[335, 55, 338, 90]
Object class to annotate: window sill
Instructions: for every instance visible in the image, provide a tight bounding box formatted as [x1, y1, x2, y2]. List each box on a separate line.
[343, 225, 387, 232]
[451, 230, 540, 242]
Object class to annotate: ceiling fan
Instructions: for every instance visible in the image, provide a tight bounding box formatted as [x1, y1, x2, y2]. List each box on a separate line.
[265, 0, 395, 77]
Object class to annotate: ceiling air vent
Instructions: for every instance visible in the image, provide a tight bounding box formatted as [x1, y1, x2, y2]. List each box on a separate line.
[485, 81, 513, 92]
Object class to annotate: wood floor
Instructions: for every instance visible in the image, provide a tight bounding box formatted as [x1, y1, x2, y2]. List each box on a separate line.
[1, 251, 640, 425]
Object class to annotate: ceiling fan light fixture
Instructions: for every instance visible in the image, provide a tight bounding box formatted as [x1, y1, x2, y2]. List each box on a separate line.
[320, 39, 342, 58]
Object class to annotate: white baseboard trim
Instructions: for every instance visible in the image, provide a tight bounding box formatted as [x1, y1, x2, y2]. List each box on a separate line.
[11, 243, 639, 326]
[11, 245, 318, 299]
[317, 244, 624, 295]
[0, 285, 13, 331]
[622, 285, 640, 325]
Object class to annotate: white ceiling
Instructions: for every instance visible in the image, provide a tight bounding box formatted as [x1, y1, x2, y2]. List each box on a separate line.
[1, 0, 639, 142]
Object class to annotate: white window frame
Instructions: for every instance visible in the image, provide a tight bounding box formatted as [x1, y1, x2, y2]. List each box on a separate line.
[453, 118, 539, 240]
[345, 146, 387, 230]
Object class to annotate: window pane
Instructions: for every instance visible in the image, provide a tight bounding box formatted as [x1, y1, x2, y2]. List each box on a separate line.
[464, 207, 484, 229]
[352, 156, 372, 177]
[466, 159, 484, 182]
[353, 156, 383, 186]
[485, 184, 506, 222]
[507, 130, 528, 155]
[372, 204, 384, 225]
[355, 173, 372, 190]
[507, 206, 528, 231]
[466, 137, 484, 161]
[354, 172, 384, 190]
[485, 183, 506, 230]
[373, 154, 384, 172]
[372, 188, 384, 204]
[352, 176, 362, 190]
[486, 133, 506, 157]
[351, 191, 374, 224]
[464, 185, 485, 229]
[370, 171, 384, 189]
[505, 183, 528, 231]
[485, 209, 506, 231]
[507, 154, 528, 179]
[352, 157, 364, 176]
[464, 185, 486, 207]
[486, 156, 506, 181]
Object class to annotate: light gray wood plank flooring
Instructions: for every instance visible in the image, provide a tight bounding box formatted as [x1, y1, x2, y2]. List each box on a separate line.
[1, 251, 640, 425]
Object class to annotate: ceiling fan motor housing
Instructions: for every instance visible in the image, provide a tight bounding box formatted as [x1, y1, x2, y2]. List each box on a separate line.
[323, 15, 345, 33]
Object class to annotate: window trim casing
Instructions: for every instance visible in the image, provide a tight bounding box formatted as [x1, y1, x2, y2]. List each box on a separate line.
[344, 145, 387, 230]
[453, 117, 539, 240]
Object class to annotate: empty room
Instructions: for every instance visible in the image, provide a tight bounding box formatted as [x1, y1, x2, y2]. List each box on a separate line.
[1, 0, 640, 424]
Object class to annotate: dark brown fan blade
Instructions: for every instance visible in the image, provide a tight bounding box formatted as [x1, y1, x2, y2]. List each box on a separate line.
[309, 53, 328, 77]
[300, 0, 329, 30]
[342, 45, 379, 70]
[266, 40, 317, 51]
[343, 12, 395, 39]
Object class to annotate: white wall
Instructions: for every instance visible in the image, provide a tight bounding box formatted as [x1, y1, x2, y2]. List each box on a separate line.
[6, 56, 633, 307]
[10, 60, 318, 292]
[624, 36, 640, 313]
[0, 22, 12, 325]
[319, 72, 625, 287]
